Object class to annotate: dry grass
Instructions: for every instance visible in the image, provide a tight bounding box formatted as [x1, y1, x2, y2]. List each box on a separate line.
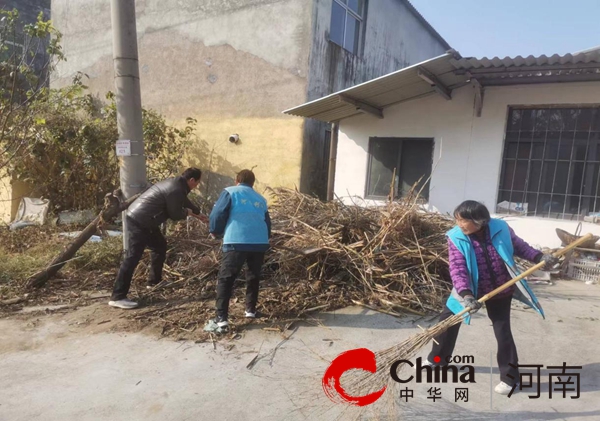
[0, 226, 119, 303]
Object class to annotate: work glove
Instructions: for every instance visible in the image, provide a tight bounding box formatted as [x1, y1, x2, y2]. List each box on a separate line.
[463, 295, 482, 314]
[538, 253, 559, 270]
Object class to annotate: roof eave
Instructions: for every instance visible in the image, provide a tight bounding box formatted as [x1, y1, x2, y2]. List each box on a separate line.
[282, 52, 456, 120]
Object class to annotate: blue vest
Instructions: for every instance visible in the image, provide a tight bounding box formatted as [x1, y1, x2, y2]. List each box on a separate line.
[446, 218, 545, 324]
[223, 185, 269, 245]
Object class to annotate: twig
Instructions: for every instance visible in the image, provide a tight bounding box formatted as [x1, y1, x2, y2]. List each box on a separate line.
[1, 297, 25, 305]
[246, 340, 265, 370]
[269, 326, 299, 367]
[351, 300, 403, 318]
[299, 304, 329, 314]
[378, 298, 425, 316]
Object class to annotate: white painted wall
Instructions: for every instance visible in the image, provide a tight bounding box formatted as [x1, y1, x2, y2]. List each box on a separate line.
[498, 215, 600, 250]
[335, 81, 600, 248]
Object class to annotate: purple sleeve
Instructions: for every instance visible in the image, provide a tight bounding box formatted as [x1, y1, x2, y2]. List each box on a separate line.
[448, 239, 472, 295]
[509, 227, 542, 262]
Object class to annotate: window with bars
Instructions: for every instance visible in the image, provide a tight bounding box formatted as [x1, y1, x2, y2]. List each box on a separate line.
[497, 107, 600, 220]
[329, 0, 364, 55]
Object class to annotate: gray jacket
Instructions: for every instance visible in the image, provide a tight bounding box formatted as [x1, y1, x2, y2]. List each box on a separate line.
[126, 176, 200, 228]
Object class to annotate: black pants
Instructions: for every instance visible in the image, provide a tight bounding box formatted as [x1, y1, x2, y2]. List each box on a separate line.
[111, 217, 167, 300]
[427, 295, 519, 385]
[215, 251, 265, 320]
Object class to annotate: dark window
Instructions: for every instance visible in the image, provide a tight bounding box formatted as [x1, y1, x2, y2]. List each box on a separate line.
[329, 0, 364, 54]
[498, 106, 600, 220]
[366, 138, 433, 200]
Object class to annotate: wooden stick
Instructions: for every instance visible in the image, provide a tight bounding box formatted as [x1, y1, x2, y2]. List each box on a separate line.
[300, 304, 329, 314]
[573, 246, 600, 253]
[26, 190, 141, 289]
[379, 298, 426, 316]
[389, 167, 396, 202]
[458, 234, 595, 316]
[417, 324, 439, 345]
[351, 300, 403, 318]
[1, 297, 25, 305]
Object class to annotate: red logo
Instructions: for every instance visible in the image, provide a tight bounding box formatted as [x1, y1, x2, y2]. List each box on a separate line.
[322, 348, 386, 406]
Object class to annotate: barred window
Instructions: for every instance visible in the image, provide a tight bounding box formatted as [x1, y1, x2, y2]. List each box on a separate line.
[497, 107, 600, 220]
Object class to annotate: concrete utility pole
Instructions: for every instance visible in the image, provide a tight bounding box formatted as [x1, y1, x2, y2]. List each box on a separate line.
[110, 0, 146, 249]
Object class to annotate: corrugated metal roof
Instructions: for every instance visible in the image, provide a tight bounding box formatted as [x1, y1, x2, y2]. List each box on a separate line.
[284, 50, 600, 123]
[452, 51, 600, 87]
[283, 52, 465, 122]
[451, 50, 600, 70]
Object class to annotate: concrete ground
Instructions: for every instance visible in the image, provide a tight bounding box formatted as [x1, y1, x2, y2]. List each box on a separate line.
[0, 280, 599, 421]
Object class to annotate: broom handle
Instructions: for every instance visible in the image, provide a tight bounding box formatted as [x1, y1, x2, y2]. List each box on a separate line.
[456, 233, 595, 316]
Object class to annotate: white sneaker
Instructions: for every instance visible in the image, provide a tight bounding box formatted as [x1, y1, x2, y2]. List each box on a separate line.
[414, 358, 435, 371]
[245, 311, 256, 318]
[495, 381, 517, 395]
[203, 318, 229, 333]
[108, 299, 138, 309]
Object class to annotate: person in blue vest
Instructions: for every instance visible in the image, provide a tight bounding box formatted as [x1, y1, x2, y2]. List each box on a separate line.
[426, 200, 558, 395]
[205, 169, 271, 333]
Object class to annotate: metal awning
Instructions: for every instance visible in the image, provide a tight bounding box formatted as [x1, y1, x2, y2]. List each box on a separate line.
[283, 52, 466, 123]
[284, 49, 600, 123]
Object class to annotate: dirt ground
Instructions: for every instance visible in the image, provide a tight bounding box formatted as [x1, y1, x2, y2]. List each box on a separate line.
[0, 287, 286, 345]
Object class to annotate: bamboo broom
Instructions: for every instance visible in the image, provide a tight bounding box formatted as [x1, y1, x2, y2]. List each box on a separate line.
[338, 233, 595, 400]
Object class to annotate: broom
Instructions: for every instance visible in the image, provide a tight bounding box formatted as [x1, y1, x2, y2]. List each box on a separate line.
[338, 233, 595, 399]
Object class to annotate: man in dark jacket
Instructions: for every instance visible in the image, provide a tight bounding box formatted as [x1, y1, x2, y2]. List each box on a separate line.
[205, 169, 271, 332]
[109, 168, 207, 309]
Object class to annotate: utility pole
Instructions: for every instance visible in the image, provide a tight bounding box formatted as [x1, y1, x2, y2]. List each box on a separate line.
[110, 0, 146, 249]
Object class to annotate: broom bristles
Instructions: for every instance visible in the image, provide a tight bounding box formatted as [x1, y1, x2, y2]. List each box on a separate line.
[340, 313, 465, 398]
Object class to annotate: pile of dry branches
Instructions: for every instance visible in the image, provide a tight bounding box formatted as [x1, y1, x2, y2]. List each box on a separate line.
[1, 188, 454, 341]
[129, 188, 454, 339]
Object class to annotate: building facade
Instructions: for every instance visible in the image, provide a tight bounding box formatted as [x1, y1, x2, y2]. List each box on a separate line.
[48, 0, 448, 205]
[285, 51, 600, 247]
